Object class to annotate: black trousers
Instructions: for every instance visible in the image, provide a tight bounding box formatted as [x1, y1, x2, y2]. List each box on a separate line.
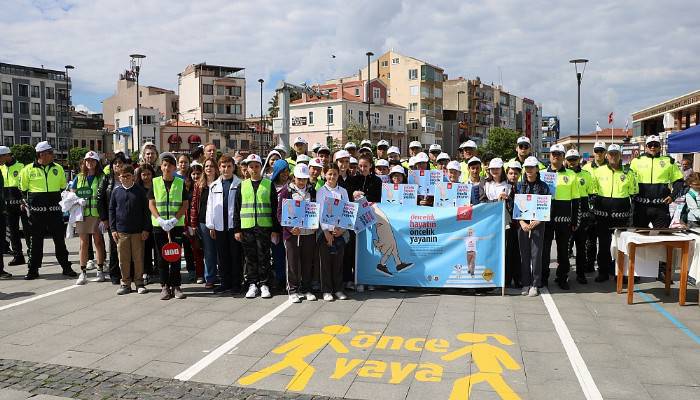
[519, 224, 545, 288]
[595, 215, 630, 278]
[542, 222, 571, 283]
[342, 231, 356, 283]
[241, 227, 272, 287]
[505, 226, 521, 286]
[106, 228, 122, 280]
[284, 235, 315, 294]
[585, 223, 597, 272]
[633, 203, 670, 229]
[215, 229, 242, 291]
[6, 206, 29, 258]
[319, 234, 346, 293]
[0, 209, 6, 272]
[572, 223, 589, 278]
[143, 233, 156, 275]
[29, 211, 70, 272]
[154, 227, 183, 287]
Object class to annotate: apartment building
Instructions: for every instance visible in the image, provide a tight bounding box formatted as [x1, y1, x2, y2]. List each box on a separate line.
[178, 63, 246, 151]
[102, 71, 178, 130]
[71, 110, 113, 157]
[0, 63, 71, 161]
[516, 98, 542, 154]
[112, 107, 160, 154]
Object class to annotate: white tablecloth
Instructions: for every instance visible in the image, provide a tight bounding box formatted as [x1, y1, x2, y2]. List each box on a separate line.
[612, 231, 698, 280]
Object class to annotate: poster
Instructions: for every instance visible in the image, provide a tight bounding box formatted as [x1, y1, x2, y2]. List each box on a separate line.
[321, 197, 359, 230]
[541, 171, 558, 196]
[354, 198, 377, 232]
[434, 182, 472, 208]
[381, 183, 419, 205]
[513, 194, 551, 221]
[281, 199, 320, 229]
[408, 170, 430, 196]
[356, 202, 505, 288]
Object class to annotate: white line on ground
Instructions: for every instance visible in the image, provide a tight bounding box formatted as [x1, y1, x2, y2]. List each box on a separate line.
[174, 299, 293, 381]
[540, 288, 603, 400]
[0, 284, 80, 312]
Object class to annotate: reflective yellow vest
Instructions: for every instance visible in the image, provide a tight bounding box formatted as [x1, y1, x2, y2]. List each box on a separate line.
[19, 162, 66, 193]
[1, 161, 24, 188]
[75, 173, 102, 217]
[592, 165, 638, 198]
[240, 179, 273, 229]
[151, 177, 185, 227]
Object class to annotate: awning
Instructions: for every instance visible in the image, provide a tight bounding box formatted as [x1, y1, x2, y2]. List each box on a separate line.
[188, 134, 202, 144]
[668, 125, 700, 153]
[167, 134, 182, 144]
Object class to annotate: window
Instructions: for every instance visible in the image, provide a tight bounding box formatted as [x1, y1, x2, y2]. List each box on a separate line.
[20, 119, 29, 132]
[31, 103, 40, 115]
[142, 115, 154, 124]
[4, 136, 14, 147]
[45, 87, 54, 99]
[392, 57, 400, 65]
[2, 118, 12, 131]
[89, 140, 95, 149]
[203, 103, 214, 113]
[398, 115, 402, 126]
[374, 112, 379, 125]
[213, 139, 220, 148]
[421, 86, 430, 98]
[48, 138, 56, 148]
[381, 60, 389, 67]
[354, 88, 360, 97]
[232, 86, 242, 96]
[436, 122, 443, 132]
[128, 116, 133, 126]
[1, 82, 11, 95]
[240, 140, 250, 150]
[217, 104, 225, 114]
[96, 139, 102, 151]
[18, 84, 28, 97]
[327, 107, 334, 124]
[308, 111, 314, 125]
[232, 104, 242, 114]
[373, 88, 380, 100]
[410, 86, 419, 96]
[20, 136, 29, 145]
[19, 102, 28, 115]
[408, 102, 418, 112]
[216, 86, 225, 95]
[31, 120, 41, 132]
[411, 122, 419, 130]
[387, 73, 391, 79]
[1, 100, 11, 113]
[202, 84, 213, 95]
[115, 118, 120, 128]
[228, 139, 237, 149]
[46, 103, 55, 116]
[358, 111, 363, 125]
[434, 88, 442, 98]
[47, 120, 55, 133]
[31, 85, 40, 98]
[389, 114, 394, 127]
[408, 69, 418, 80]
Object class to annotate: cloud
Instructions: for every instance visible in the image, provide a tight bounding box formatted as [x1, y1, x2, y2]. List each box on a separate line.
[1, 0, 697, 137]
[73, 104, 95, 114]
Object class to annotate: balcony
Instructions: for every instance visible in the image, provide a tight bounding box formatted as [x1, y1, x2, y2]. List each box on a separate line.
[372, 124, 406, 134]
[420, 109, 435, 118]
[213, 95, 242, 103]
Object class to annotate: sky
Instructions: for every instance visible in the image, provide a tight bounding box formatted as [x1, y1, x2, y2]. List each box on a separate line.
[1, 0, 697, 137]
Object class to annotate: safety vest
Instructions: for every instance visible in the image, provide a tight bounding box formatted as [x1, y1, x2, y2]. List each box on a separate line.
[20, 162, 66, 193]
[582, 160, 605, 174]
[548, 167, 580, 201]
[75, 173, 102, 217]
[240, 178, 273, 229]
[1, 160, 24, 188]
[630, 155, 683, 185]
[151, 177, 185, 227]
[572, 168, 595, 197]
[592, 165, 637, 198]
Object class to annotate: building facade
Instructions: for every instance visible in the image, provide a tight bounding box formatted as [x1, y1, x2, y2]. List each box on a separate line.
[160, 120, 209, 153]
[556, 128, 631, 161]
[0, 63, 71, 161]
[178, 63, 246, 152]
[631, 90, 700, 138]
[112, 107, 160, 154]
[71, 110, 113, 157]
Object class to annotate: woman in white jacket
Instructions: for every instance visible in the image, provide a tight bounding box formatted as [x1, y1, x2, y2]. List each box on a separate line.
[206, 155, 243, 294]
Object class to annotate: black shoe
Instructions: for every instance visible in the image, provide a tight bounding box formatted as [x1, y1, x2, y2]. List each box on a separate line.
[24, 270, 39, 280]
[214, 285, 232, 294]
[0, 271, 13, 280]
[558, 279, 570, 290]
[110, 277, 121, 285]
[395, 262, 414, 273]
[594, 275, 609, 283]
[8, 257, 26, 266]
[576, 276, 588, 284]
[657, 271, 674, 284]
[62, 268, 78, 278]
[376, 264, 393, 277]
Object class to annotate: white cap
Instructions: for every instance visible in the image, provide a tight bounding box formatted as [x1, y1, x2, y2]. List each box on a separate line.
[429, 144, 442, 152]
[608, 144, 622, 153]
[517, 136, 531, 145]
[447, 160, 461, 172]
[550, 144, 566, 153]
[376, 159, 390, 167]
[190, 161, 202, 168]
[311, 142, 321, 152]
[593, 141, 607, 150]
[309, 158, 324, 168]
[377, 140, 389, 148]
[0, 146, 10, 155]
[334, 150, 351, 161]
[388, 146, 400, 155]
[390, 165, 406, 175]
[565, 149, 580, 159]
[436, 152, 450, 162]
[523, 156, 540, 167]
[359, 146, 373, 154]
[274, 144, 287, 153]
[296, 154, 311, 164]
[344, 142, 357, 150]
[349, 157, 358, 164]
[293, 163, 310, 179]
[414, 152, 429, 164]
[245, 154, 262, 165]
[409, 141, 422, 149]
[459, 140, 477, 149]
[35, 141, 52, 152]
[488, 158, 504, 169]
[360, 139, 372, 147]
[317, 145, 331, 154]
[467, 156, 481, 165]
[646, 135, 661, 145]
[507, 160, 522, 170]
[84, 151, 100, 161]
[408, 157, 416, 167]
[293, 136, 307, 145]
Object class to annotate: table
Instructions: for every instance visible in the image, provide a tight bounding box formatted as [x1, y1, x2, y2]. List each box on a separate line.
[614, 231, 692, 305]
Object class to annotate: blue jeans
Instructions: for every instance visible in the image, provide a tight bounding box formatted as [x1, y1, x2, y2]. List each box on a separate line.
[199, 223, 218, 283]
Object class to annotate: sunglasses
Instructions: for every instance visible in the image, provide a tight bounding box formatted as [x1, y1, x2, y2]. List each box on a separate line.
[647, 143, 660, 148]
[593, 149, 606, 154]
[551, 152, 564, 157]
[518, 144, 530, 149]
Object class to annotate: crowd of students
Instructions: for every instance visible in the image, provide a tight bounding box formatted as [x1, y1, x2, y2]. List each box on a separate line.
[0, 133, 692, 302]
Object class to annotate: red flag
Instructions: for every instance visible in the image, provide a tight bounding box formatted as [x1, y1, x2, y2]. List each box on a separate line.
[608, 112, 614, 125]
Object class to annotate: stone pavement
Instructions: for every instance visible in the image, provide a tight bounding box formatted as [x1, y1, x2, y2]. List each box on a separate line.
[0, 238, 699, 399]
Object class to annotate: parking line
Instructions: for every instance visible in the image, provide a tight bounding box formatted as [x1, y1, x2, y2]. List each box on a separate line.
[174, 299, 293, 381]
[0, 284, 80, 312]
[540, 288, 603, 400]
[636, 290, 700, 345]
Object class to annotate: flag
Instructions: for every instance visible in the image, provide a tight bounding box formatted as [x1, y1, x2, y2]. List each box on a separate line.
[595, 121, 602, 132]
[608, 112, 614, 125]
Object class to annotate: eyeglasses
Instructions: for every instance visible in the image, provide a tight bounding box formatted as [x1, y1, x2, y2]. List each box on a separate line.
[518, 144, 530, 149]
[593, 149, 605, 154]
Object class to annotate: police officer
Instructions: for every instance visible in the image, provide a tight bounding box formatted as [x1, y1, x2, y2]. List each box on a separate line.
[591, 144, 637, 282]
[509, 136, 545, 171]
[428, 144, 442, 170]
[542, 144, 580, 290]
[581, 141, 607, 274]
[630, 135, 685, 281]
[458, 140, 477, 182]
[286, 136, 308, 172]
[583, 141, 607, 173]
[0, 150, 9, 279]
[19, 141, 77, 280]
[0, 146, 29, 266]
[565, 149, 595, 284]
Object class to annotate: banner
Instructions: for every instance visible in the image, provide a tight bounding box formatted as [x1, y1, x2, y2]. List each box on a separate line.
[354, 198, 377, 232]
[513, 194, 551, 221]
[408, 170, 444, 196]
[321, 197, 358, 230]
[381, 183, 418, 205]
[541, 171, 557, 196]
[434, 182, 471, 208]
[356, 202, 505, 289]
[281, 199, 320, 229]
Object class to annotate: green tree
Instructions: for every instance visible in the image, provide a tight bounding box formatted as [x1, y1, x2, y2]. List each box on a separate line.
[68, 147, 90, 170]
[131, 151, 140, 163]
[480, 127, 519, 160]
[344, 121, 367, 149]
[10, 144, 35, 165]
[267, 91, 301, 118]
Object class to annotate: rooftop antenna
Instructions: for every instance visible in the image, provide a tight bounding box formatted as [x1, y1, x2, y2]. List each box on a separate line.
[498, 66, 503, 88]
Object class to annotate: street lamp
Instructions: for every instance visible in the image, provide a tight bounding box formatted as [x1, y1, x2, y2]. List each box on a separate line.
[366, 51, 374, 140]
[327, 106, 332, 139]
[455, 90, 465, 155]
[258, 78, 264, 153]
[569, 58, 588, 149]
[63, 65, 74, 159]
[129, 53, 146, 154]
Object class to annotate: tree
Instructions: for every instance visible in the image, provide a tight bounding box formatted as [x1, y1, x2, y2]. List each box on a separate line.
[344, 121, 367, 149]
[68, 147, 90, 171]
[480, 127, 519, 160]
[10, 144, 35, 165]
[267, 91, 301, 118]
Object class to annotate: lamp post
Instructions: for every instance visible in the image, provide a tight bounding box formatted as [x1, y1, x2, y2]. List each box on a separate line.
[258, 78, 264, 153]
[366, 51, 374, 141]
[569, 58, 588, 149]
[129, 54, 146, 154]
[457, 90, 465, 154]
[63, 65, 74, 160]
[327, 106, 332, 139]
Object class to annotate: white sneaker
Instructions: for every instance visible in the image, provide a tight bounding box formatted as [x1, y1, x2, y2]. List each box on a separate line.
[245, 284, 258, 299]
[304, 292, 317, 301]
[137, 286, 148, 294]
[367, 285, 376, 291]
[86, 260, 96, 271]
[91, 270, 106, 282]
[76, 272, 87, 285]
[528, 286, 539, 297]
[521, 287, 530, 296]
[355, 284, 364, 293]
[289, 293, 301, 303]
[335, 291, 348, 300]
[260, 285, 272, 299]
[142, 274, 149, 285]
[323, 292, 335, 301]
